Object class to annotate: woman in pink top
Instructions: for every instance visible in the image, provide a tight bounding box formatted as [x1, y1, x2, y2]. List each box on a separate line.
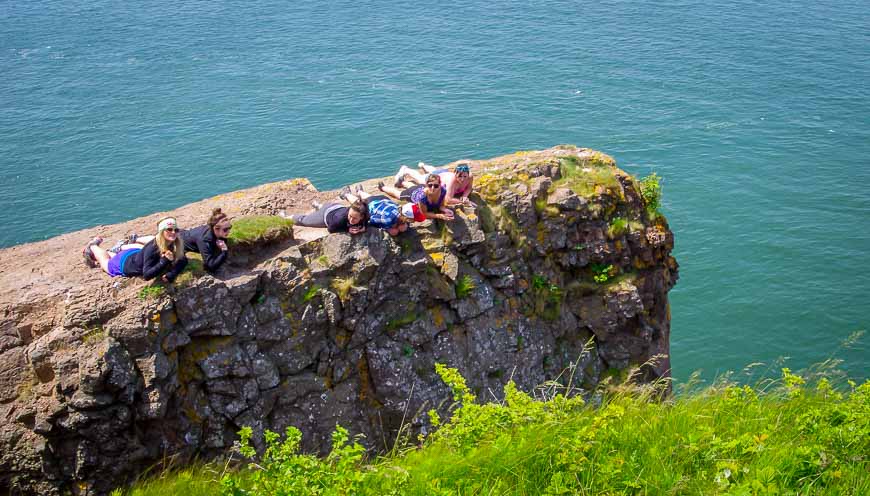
[392, 162, 474, 207]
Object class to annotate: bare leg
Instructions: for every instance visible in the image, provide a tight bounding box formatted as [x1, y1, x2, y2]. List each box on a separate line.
[344, 192, 361, 204]
[420, 163, 436, 173]
[395, 165, 427, 185]
[120, 242, 145, 251]
[91, 245, 113, 274]
[134, 235, 155, 245]
[378, 183, 403, 200]
[401, 180, 416, 189]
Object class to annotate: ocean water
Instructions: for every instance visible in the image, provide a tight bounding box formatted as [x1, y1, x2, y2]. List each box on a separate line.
[2, 0, 868, 383]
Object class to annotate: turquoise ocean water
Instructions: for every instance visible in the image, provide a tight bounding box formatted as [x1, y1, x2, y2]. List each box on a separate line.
[2, 0, 868, 383]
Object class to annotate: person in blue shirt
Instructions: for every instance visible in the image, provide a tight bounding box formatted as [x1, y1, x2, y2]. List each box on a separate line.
[341, 188, 411, 236]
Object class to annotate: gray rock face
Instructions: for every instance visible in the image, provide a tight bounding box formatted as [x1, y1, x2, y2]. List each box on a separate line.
[0, 146, 678, 495]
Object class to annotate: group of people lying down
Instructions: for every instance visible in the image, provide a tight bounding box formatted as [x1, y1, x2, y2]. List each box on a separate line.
[81, 162, 474, 283]
[290, 162, 474, 236]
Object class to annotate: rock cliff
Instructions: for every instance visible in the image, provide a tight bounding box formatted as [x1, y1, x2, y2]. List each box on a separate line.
[0, 146, 678, 495]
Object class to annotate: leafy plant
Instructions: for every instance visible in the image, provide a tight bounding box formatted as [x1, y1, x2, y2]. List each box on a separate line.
[590, 263, 614, 284]
[455, 275, 476, 299]
[638, 173, 662, 216]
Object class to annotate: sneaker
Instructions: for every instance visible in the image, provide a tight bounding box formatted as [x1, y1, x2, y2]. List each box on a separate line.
[82, 236, 102, 268]
[393, 167, 406, 188]
[338, 186, 351, 201]
[355, 184, 364, 193]
[128, 232, 138, 244]
[310, 200, 323, 210]
[108, 239, 125, 255]
[377, 180, 385, 192]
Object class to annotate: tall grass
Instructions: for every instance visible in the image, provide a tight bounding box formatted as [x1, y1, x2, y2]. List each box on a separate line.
[117, 360, 869, 495]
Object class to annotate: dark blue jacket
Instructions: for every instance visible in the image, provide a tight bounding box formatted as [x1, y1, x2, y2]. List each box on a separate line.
[181, 225, 228, 272]
[122, 240, 188, 282]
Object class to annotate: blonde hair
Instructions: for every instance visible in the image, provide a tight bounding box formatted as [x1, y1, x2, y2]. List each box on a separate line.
[156, 217, 185, 260]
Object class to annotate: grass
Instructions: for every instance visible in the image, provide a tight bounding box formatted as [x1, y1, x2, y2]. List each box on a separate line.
[137, 284, 165, 300]
[552, 155, 621, 198]
[454, 275, 475, 299]
[227, 216, 294, 246]
[116, 361, 870, 496]
[174, 254, 205, 287]
[302, 285, 321, 303]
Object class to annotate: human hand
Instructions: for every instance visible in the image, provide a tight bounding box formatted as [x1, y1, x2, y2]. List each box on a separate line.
[161, 275, 170, 283]
[162, 250, 175, 261]
[349, 225, 366, 234]
[216, 239, 228, 251]
[442, 210, 455, 220]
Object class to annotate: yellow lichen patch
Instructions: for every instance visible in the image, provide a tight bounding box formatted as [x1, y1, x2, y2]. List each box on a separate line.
[430, 306, 445, 328]
[429, 252, 445, 265]
[177, 336, 234, 384]
[331, 277, 355, 302]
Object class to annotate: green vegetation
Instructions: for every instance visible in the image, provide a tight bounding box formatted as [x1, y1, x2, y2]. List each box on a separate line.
[81, 327, 106, 345]
[117, 363, 870, 496]
[553, 155, 621, 198]
[638, 173, 662, 217]
[454, 275, 476, 299]
[137, 284, 165, 300]
[227, 216, 294, 246]
[330, 277, 355, 302]
[608, 217, 629, 238]
[174, 254, 205, 288]
[386, 311, 418, 331]
[302, 285, 321, 303]
[530, 275, 562, 320]
[591, 263, 615, 284]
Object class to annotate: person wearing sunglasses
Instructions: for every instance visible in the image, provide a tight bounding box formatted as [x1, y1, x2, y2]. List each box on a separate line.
[83, 217, 188, 283]
[180, 208, 232, 273]
[378, 173, 454, 221]
[390, 162, 474, 207]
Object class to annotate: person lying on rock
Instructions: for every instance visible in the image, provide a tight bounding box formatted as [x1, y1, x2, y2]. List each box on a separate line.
[291, 198, 368, 234]
[340, 187, 420, 236]
[109, 209, 231, 274]
[83, 217, 188, 283]
[179, 208, 232, 272]
[391, 162, 474, 207]
[377, 173, 455, 221]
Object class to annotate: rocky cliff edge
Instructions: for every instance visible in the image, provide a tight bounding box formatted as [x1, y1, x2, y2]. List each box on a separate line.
[0, 146, 678, 495]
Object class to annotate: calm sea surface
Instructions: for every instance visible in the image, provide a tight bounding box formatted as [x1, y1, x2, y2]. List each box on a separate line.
[2, 0, 868, 383]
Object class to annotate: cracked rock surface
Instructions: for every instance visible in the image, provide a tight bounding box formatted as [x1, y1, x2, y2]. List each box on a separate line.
[0, 146, 677, 495]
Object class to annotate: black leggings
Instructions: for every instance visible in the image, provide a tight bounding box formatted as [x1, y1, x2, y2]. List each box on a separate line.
[291, 202, 342, 227]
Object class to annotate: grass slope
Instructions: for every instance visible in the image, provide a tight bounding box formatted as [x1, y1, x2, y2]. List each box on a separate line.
[116, 363, 869, 496]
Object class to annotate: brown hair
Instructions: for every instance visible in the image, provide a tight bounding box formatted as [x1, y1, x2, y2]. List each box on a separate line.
[349, 200, 369, 223]
[207, 208, 229, 228]
[426, 174, 441, 185]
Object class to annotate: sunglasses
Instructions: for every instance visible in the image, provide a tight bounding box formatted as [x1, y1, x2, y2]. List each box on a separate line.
[164, 227, 179, 233]
[426, 183, 440, 189]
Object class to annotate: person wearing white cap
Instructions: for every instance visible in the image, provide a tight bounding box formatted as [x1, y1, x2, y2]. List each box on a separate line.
[84, 217, 188, 283]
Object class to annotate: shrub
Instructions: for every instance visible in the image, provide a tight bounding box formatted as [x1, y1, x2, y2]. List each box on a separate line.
[638, 173, 662, 216]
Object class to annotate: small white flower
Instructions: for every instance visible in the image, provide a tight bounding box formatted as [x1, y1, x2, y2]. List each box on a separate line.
[723, 468, 732, 479]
